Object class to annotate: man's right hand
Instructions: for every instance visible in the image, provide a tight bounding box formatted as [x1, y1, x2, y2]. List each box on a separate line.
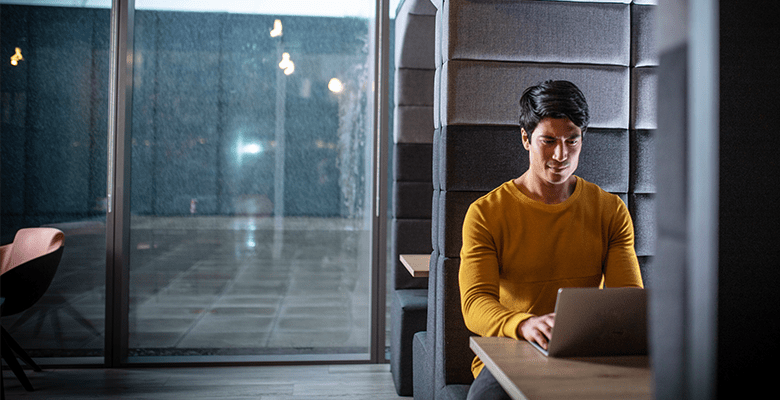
[518, 313, 555, 350]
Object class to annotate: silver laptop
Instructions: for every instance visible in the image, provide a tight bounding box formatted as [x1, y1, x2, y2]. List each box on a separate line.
[530, 287, 648, 357]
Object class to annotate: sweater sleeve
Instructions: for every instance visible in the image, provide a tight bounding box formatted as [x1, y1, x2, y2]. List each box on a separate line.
[459, 202, 530, 340]
[602, 197, 645, 288]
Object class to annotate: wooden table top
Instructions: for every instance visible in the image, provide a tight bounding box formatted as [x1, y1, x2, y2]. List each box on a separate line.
[399, 254, 430, 278]
[469, 336, 652, 400]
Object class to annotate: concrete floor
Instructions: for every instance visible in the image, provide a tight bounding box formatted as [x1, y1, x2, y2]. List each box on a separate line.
[2, 216, 381, 360]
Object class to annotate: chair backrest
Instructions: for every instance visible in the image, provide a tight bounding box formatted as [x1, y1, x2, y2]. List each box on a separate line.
[430, 0, 657, 395]
[1, 227, 64, 316]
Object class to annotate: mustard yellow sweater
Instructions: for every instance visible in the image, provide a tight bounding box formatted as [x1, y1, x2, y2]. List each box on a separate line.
[459, 177, 644, 377]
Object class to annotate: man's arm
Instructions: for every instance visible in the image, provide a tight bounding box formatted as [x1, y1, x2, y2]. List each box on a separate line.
[603, 197, 644, 288]
[459, 203, 531, 340]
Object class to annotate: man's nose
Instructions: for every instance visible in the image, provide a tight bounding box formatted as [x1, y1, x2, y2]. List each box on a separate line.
[552, 142, 568, 161]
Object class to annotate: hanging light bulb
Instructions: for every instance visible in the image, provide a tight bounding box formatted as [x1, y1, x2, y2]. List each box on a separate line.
[279, 52, 294, 75]
[328, 78, 344, 93]
[270, 19, 282, 38]
[10, 47, 24, 66]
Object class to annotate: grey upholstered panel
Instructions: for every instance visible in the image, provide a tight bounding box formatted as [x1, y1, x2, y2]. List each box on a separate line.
[631, 67, 658, 130]
[436, 126, 629, 193]
[638, 255, 653, 288]
[438, 125, 524, 192]
[656, 46, 687, 238]
[394, 181, 434, 218]
[432, 189, 440, 250]
[395, 68, 436, 107]
[440, 60, 630, 128]
[412, 331, 433, 400]
[632, 3, 659, 67]
[434, 255, 474, 390]
[630, 193, 656, 257]
[394, 105, 434, 144]
[394, 10, 436, 69]
[437, 191, 487, 258]
[434, 2, 443, 68]
[394, 143, 433, 182]
[632, 0, 659, 7]
[426, 249, 439, 349]
[441, 0, 630, 66]
[630, 129, 656, 193]
[432, 128, 441, 190]
[391, 288, 428, 396]
[577, 129, 631, 193]
[401, 0, 437, 16]
[392, 218, 432, 289]
[433, 64, 442, 129]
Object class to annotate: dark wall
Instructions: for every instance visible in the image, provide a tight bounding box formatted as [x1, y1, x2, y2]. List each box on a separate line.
[1, 5, 370, 240]
[718, 1, 780, 396]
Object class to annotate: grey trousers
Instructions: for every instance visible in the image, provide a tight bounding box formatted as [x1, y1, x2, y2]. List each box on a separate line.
[466, 367, 511, 400]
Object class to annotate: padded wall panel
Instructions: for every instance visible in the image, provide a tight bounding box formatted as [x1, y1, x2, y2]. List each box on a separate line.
[439, 126, 524, 192]
[638, 255, 653, 288]
[631, 67, 658, 130]
[394, 181, 434, 218]
[434, 0, 443, 68]
[392, 218, 433, 289]
[427, 249, 439, 348]
[434, 255, 474, 390]
[433, 64, 442, 129]
[412, 331, 433, 400]
[440, 60, 630, 128]
[630, 193, 656, 257]
[391, 288, 428, 396]
[432, 128, 441, 190]
[394, 143, 433, 182]
[632, 3, 659, 67]
[432, 189, 440, 250]
[442, 0, 630, 66]
[437, 190, 487, 258]
[394, 106, 434, 144]
[576, 129, 631, 193]
[630, 129, 656, 193]
[395, 68, 436, 107]
[394, 11, 436, 69]
[401, 0, 437, 16]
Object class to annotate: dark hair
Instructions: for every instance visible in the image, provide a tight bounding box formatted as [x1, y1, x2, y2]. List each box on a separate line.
[518, 80, 589, 138]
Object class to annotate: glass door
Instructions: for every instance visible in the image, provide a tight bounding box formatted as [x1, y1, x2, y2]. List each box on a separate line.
[126, 1, 380, 361]
[0, 0, 110, 361]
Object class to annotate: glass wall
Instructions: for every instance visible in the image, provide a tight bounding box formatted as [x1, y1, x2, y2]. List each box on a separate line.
[1, 0, 387, 364]
[127, 2, 377, 359]
[0, 1, 109, 359]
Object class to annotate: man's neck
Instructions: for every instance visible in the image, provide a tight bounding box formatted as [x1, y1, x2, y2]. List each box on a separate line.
[513, 172, 577, 204]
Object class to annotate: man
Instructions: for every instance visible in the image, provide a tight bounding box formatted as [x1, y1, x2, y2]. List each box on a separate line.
[459, 80, 644, 399]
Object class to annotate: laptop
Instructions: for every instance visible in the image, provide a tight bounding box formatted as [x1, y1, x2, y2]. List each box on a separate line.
[530, 287, 648, 357]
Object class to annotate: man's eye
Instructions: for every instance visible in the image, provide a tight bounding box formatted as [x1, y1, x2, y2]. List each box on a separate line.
[567, 140, 578, 145]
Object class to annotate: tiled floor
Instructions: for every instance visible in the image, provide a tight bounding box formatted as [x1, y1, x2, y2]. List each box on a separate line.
[2, 216, 381, 359]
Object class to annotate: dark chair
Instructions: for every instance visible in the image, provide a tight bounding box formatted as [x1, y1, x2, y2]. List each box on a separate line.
[1, 227, 65, 392]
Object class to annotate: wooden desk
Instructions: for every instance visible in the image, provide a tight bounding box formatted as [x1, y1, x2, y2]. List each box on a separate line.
[469, 337, 652, 400]
[399, 254, 430, 278]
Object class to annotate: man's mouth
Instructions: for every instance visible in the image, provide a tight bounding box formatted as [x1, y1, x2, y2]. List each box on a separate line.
[547, 163, 570, 172]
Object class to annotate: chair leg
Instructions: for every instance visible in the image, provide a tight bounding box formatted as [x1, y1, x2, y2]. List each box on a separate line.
[1, 332, 34, 392]
[1, 327, 41, 372]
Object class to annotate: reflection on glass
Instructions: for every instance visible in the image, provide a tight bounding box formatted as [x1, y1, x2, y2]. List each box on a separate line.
[0, 2, 109, 358]
[128, 4, 375, 358]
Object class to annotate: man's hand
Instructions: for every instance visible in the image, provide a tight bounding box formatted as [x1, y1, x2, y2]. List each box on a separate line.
[518, 313, 555, 350]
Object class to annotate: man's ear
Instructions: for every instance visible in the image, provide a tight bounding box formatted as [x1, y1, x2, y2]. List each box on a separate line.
[521, 128, 531, 150]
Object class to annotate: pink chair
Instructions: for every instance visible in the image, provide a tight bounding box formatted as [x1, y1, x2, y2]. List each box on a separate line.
[1, 227, 64, 392]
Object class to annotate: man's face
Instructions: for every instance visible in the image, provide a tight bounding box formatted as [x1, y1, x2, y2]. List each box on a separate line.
[522, 117, 583, 186]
